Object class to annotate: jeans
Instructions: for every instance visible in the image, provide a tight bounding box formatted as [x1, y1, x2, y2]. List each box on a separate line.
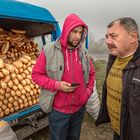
[113, 131, 120, 140]
[48, 107, 85, 140]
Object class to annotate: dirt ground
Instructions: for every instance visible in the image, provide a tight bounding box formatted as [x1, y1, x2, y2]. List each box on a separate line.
[80, 121, 113, 140]
[26, 116, 113, 140]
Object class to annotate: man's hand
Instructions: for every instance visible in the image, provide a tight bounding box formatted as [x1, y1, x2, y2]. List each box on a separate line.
[60, 81, 77, 93]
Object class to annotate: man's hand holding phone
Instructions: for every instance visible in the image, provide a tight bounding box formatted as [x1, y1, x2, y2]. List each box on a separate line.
[60, 81, 80, 93]
[71, 83, 80, 87]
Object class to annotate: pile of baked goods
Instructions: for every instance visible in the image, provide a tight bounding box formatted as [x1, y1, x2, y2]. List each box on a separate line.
[0, 28, 39, 62]
[0, 28, 40, 118]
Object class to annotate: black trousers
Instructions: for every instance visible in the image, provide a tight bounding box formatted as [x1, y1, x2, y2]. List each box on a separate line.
[113, 132, 120, 140]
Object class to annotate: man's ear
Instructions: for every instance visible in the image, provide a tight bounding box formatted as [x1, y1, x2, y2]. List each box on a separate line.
[130, 31, 138, 43]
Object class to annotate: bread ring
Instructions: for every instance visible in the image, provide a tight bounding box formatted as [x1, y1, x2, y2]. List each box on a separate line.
[1, 41, 9, 54]
[11, 29, 26, 34]
[11, 34, 22, 41]
[23, 37, 33, 43]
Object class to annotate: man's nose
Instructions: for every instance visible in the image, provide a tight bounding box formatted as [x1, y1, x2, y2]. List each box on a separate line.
[75, 32, 81, 39]
[106, 37, 113, 44]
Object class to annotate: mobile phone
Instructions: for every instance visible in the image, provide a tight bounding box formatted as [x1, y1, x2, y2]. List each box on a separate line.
[71, 83, 80, 87]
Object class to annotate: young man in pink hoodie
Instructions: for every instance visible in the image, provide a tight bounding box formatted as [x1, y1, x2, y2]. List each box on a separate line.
[32, 13, 95, 140]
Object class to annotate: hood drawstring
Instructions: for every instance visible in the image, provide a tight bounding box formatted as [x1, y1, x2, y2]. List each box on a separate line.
[66, 49, 79, 71]
[66, 49, 70, 71]
[75, 49, 78, 62]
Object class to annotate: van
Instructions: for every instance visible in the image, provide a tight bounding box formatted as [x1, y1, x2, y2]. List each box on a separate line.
[0, 0, 60, 139]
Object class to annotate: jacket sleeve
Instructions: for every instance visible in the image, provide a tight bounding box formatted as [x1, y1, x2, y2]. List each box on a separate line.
[85, 59, 95, 96]
[32, 50, 61, 92]
[79, 59, 95, 105]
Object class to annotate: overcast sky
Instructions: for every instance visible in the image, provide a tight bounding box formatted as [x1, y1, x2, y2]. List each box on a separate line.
[18, 0, 140, 41]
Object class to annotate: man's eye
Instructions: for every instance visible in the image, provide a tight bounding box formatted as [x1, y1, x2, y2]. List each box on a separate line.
[105, 35, 108, 39]
[72, 30, 77, 33]
[111, 35, 118, 39]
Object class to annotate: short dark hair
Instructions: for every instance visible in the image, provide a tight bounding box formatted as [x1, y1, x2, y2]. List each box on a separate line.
[107, 17, 139, 37]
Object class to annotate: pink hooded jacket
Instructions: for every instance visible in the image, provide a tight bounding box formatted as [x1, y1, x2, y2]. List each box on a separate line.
[32, 14, 95, 114]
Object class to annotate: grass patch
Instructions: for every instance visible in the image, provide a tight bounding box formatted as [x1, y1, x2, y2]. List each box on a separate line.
[93, 60, 107, 95]
[84, 59, 107, 122]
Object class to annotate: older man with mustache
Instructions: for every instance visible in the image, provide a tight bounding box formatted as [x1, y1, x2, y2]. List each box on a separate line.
[96, 17, 140, 140]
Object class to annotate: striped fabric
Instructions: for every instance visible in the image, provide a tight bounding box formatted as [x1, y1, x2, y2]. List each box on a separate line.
[86, 81, 100, 120]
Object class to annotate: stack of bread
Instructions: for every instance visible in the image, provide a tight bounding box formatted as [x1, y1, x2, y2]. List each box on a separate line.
[0, 28, 40, 118]
[0, 28, 39, 61]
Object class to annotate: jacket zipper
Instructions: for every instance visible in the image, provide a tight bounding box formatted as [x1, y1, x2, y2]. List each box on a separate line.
[121, 69, 130, 140]
[70, 50, 74, 113]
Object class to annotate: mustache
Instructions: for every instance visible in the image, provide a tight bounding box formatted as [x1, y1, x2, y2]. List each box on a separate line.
[73, 39, 80, 42]
[107, 45, 116, 49]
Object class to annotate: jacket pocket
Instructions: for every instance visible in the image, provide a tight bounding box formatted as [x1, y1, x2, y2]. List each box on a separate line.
[78, 92, 88, 106]
[130, 77, 140, 113]
[47, 65, 59, 79]
[39, 89, 56, 113]
[131, 77, 140, 94]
